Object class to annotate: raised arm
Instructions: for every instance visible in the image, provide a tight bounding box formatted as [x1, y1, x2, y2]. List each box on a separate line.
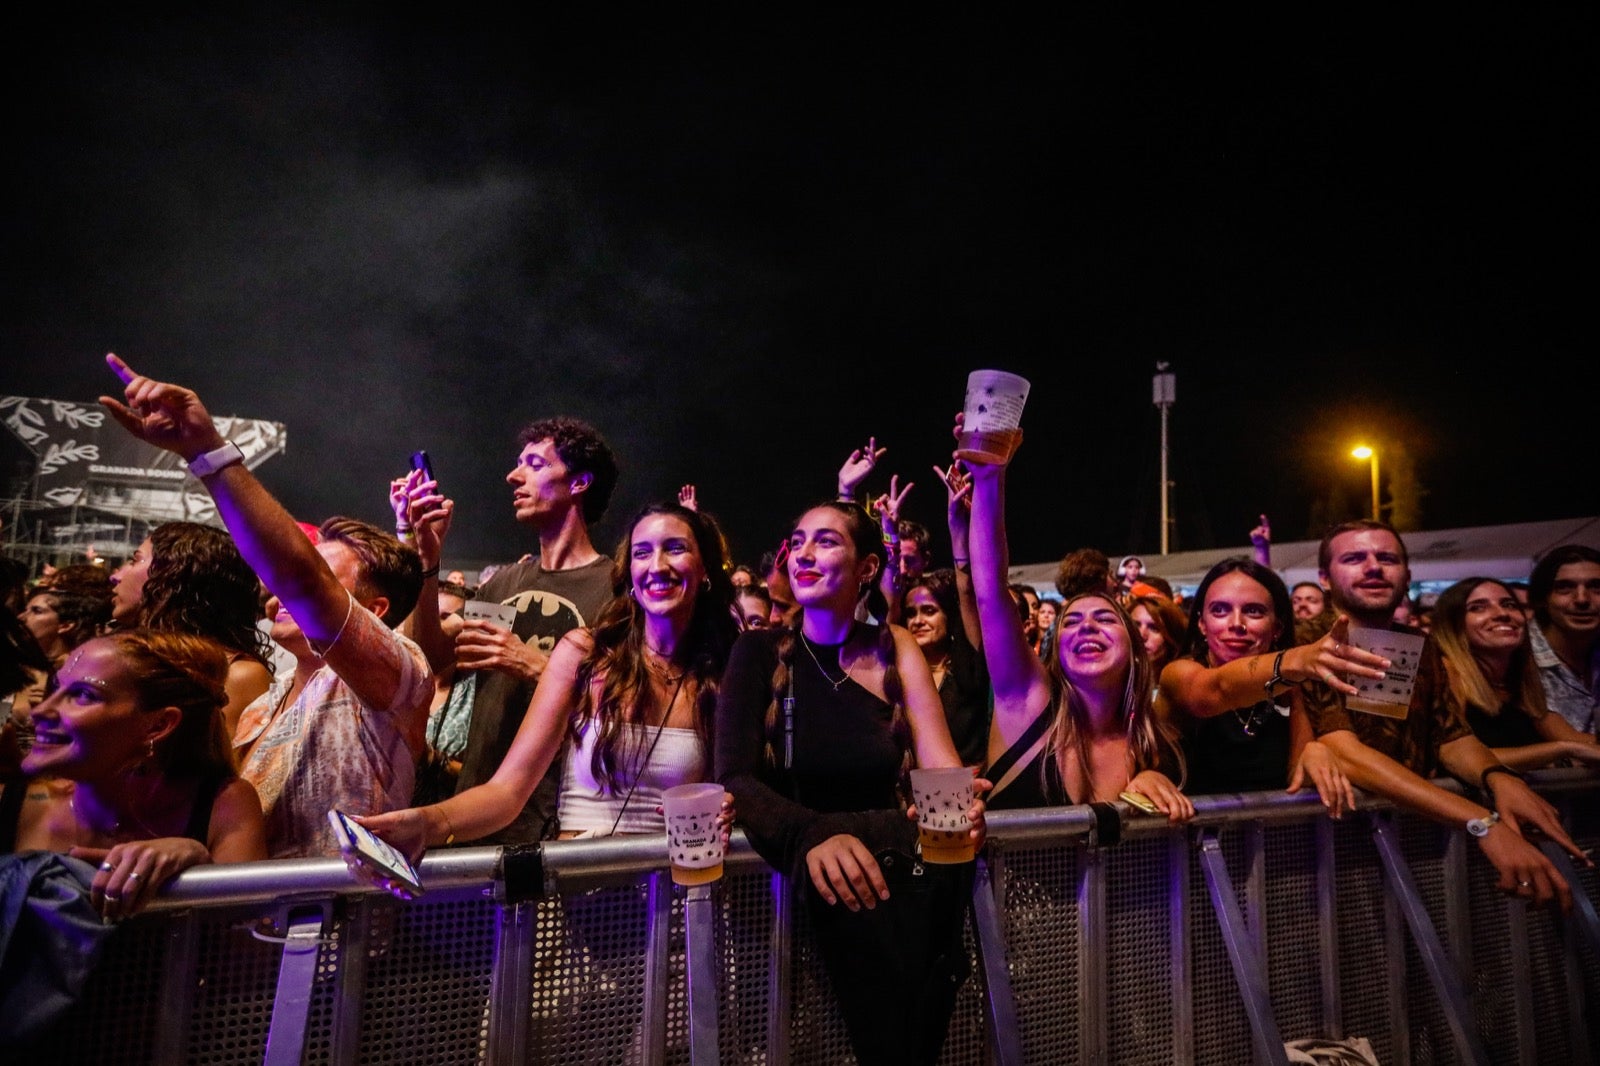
[960, 415, 1047, 705]
[1249, 514, 1272, 568]
[99, 354, 348, 644]
[836, 436, 886, 502]
[895, 625, 963, 770]
[873, 474, 913, 624]
[393, 467, 456, 674]
[935, 461, 982, 650]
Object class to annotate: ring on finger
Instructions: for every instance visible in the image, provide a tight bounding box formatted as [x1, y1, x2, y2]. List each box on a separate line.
[1517, 880, 1532, 889]
[127, 872, 141, 882]
[99, 860, 115, 871]
[105, 892, 121, 902]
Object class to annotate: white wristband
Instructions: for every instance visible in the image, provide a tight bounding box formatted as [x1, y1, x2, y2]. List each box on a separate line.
[187, 441, 245, 478]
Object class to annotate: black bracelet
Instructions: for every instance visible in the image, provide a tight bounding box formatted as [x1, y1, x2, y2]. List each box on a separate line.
[1263, 650, 1288, 698]
[1481, 764, 1523, 794]
[420, 564, 440, 580]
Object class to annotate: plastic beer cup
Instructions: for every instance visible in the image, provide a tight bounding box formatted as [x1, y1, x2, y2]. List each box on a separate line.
[663, 782, 726, 885]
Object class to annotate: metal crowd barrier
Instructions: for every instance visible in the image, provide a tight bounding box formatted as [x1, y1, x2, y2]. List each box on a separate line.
[26, 769, 1600, 1064]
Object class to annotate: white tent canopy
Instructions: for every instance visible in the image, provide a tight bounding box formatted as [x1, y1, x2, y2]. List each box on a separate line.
[1009, 515, 1600, 598]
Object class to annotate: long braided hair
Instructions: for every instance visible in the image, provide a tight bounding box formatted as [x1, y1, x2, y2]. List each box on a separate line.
[762, 501, 914, 801]
[570, 503, 739, 792]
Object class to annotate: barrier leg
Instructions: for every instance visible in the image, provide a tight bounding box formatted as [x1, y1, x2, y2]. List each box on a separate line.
[970, 854, 1023, 1066]
[1195, 830, 1290, 1066]
[263, 905, 329, 1066]
[1368, 814, 1492, 1066]
[684, 881, 721, 1065]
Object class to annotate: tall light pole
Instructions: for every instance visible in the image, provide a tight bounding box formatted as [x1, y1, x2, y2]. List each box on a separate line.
[1153, 363, 1176, 554]
[1351, 445, 1379, 520]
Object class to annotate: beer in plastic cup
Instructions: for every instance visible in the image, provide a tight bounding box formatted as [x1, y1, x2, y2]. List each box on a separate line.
[1344, 626, 1426, 719]
[955, 369, 1031, 464]
[663, 782, 726, 885]
[909, 767, 975, 864]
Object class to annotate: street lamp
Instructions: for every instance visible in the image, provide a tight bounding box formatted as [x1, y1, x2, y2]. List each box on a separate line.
[1351, 445, 1379, 521]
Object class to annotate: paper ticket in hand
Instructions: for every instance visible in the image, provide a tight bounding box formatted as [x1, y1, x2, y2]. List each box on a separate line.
[1345, 626, 1426, 719]
[462, 599, 516, 628]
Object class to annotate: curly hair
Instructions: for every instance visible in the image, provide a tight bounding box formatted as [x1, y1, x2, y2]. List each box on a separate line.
[141, 522, 270, 666]
[99, 629, 235, 780]
[571, 503, 738, 791]
[518, 416, 620, 526]
[1055, 547, 1113, 600]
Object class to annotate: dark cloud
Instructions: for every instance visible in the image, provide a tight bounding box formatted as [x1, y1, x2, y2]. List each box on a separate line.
[4, 17, 1595, 574]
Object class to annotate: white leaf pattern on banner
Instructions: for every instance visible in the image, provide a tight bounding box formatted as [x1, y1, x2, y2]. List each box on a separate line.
[48, 402, 105, 429]
[38, 440, 101, 475]
[43, 486, 86, 505]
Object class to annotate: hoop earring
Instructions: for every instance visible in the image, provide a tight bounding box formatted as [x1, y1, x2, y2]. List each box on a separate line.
[701, 577, 711, 592]
[628, 586, 637, 600]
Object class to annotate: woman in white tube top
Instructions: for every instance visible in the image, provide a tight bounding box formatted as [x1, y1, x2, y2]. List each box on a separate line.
[360, 501, 737, 859]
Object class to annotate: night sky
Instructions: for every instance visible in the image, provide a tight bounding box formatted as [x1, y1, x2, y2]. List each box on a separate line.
[4, 15, 1595, 573]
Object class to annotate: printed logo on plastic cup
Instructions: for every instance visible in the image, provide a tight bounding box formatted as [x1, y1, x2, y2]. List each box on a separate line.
[663, 782, 726, 885]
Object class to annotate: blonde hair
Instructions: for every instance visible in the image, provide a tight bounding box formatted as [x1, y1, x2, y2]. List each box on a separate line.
[1041, 593, 1185, 797]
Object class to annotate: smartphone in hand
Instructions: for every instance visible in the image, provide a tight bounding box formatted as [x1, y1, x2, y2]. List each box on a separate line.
[410, 449, 438, 488]
[328, 809, 424, 896]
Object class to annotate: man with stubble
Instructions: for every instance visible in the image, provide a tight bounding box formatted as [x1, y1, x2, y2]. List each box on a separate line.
[1303, 519, 1589, 910]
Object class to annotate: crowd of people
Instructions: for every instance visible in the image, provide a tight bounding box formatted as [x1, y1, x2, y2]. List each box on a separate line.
[2, 354, 1598, 1063]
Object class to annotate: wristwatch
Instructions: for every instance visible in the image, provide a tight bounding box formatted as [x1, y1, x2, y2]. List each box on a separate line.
[186, 441, 245, 478]
[1466, 810, 1500, 837]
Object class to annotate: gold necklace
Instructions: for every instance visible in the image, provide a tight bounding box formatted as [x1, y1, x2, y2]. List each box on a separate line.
[643, 646, 687, 684]
[800, 634, 850, 691]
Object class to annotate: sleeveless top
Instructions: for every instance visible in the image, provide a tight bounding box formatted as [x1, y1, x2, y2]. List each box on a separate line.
[0, 771, 230, 853]
[1182, 698, 1291, 795]
[558, 719, 707, 835]
[1465, 701, 1542, 749]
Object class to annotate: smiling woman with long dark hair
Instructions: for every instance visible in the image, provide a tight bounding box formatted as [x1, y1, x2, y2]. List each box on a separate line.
[716, 498, 984, 1066]
[362, 502, 738, 858]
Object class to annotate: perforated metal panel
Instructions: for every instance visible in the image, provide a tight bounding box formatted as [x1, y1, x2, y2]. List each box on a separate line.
[1189, 827, 1257, 1064]
[1264, 821, 1327, 1044]
[998, 844, 1082, 1064]
[1332, 816, 1397, 1065]
[1398, 815, 1458, 1065]
[1465, 839, 1523, 1064]
[23, 783, 1600, 1064]
[356, 892, 498, 1065]
[1104, 836, 1176, 1065]
[48, 908, 169, 1064]
[710, 868, 775, 1065]
[529, 881, 656, 1064]
[194, 905, 325, 1065]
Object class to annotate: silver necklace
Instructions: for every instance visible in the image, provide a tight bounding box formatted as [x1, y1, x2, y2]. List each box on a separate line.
[799, 633, 850, 691]
[1233, 703, 1267, 737]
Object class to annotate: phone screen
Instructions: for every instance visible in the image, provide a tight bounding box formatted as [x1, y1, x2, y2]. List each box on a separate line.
[410, 449, 437, 485]
[329, 809, 424, 894]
